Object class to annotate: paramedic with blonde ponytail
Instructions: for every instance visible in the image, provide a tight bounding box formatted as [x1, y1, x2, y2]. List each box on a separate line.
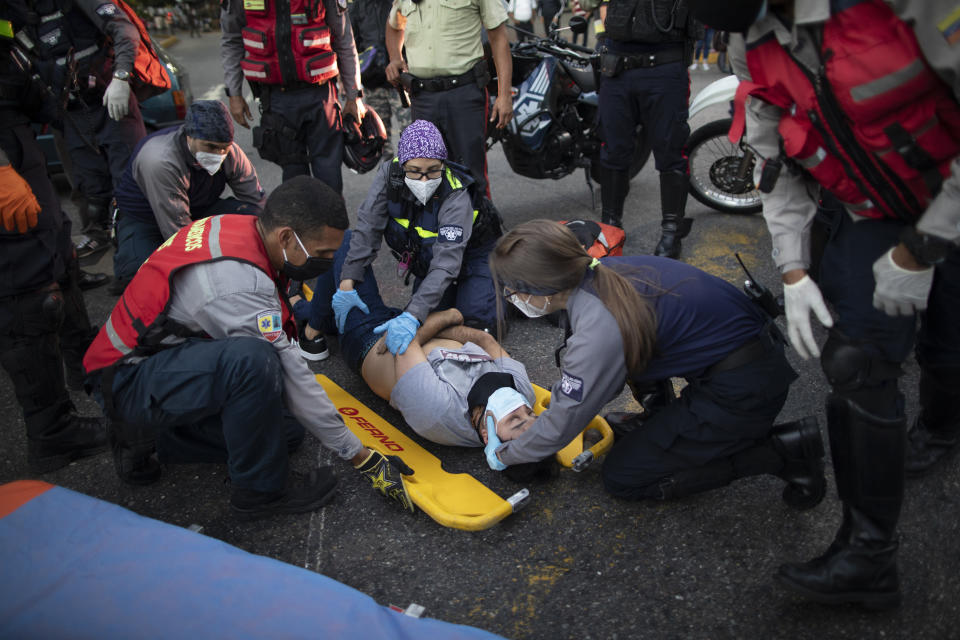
[487, 220, 823, 507]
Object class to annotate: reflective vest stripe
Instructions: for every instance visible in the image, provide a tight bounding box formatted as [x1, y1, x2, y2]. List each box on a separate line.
[841, 198, 874, 212]
[105, 316, 133, 356]
[56, 44, 98, 66]
[309, 61, 337, 77]
[208, 216, 224, 258]
[304, 35, 330, 47]
[392, 210, 480, 238]
[41, 11, 63, 22]
[242, 37, 266, 49]
[850, 59, 926, 103]
[796, 147, 828, 170]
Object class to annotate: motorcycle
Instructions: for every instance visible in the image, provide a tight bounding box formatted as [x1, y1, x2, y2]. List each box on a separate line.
[486, 19, 761, 215]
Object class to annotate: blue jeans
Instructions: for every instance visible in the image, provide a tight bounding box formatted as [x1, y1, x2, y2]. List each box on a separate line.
[694, 28, 715, 62]
[298, 230, 398, 372]
[112, 198, 260, 283]
[106, 337, 304, 492]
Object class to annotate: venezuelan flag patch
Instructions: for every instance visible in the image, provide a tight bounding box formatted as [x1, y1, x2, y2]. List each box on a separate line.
[938, 4, 960, 45]
[256, 310, 283, 342]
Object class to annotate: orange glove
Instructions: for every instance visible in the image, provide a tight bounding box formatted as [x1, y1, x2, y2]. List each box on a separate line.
[0, 165, 41, 233]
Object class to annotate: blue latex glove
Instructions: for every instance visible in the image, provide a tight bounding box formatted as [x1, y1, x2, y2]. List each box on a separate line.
[373, 311, 420, 355]
[332, 288, 369, 334]
[484, 415, 507, 471]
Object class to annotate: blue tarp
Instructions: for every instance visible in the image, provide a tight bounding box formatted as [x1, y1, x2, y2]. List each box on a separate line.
[0, 484, 503, 639]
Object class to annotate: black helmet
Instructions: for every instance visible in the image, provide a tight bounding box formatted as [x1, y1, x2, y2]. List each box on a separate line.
[343, 106, 387, 174]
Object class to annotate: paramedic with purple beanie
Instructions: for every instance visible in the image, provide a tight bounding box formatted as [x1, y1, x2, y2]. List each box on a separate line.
[487, 220, 823, 508]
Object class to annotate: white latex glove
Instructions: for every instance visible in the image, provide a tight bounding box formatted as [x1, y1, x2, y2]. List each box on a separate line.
[783, 275, 834, 360]
[102, 77, 131, 121]
[872, 247, 934, 317]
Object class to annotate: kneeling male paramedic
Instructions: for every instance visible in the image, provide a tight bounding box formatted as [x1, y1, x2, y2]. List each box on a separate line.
[112, 100, 265, 291]
[83, 176, 415, 519]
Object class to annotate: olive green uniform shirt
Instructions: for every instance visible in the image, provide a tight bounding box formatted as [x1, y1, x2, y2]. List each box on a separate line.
[388, 0, 507, 77]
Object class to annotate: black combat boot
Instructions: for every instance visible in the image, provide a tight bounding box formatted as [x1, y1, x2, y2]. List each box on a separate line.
[111, 420, 162, 485]
[600, 166, 631, 228]
[770, 416, 826, 510]
[776, 394, 904, 611]
[654, 170, 691, 259]
[905, 364, 960, 476]
[58, 258, 99, 391]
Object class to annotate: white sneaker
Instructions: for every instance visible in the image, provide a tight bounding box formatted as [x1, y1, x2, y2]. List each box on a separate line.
[688, 62, 698, 71]
[701, 62, 710, 71]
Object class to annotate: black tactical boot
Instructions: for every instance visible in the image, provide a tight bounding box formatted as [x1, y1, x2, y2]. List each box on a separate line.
[654, 170, 691, 259]
[231, 467, 339, 520]
[58, 258, 99, 391]
[111, 420, 162, 485]
[776, 394, 904, 611]
[905, 364, 960, 476]
[27, 415, 108, 474]
[600, 166, 631, 228]
[770, 416, 826, 510]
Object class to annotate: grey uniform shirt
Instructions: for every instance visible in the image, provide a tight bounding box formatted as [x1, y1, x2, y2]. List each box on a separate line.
[729, 0, 960, 274]
[73, 0, 138, 74]
[132, 129, 265, 239]
[389, 342, 534, 447]
[165, 258, 364, 460]
[220, 0, 361, 100]
[497, 287, 626, 466]
[340, 161, 475, 323]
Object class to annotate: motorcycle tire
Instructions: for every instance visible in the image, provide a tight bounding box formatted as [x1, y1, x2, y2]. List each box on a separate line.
[687, 118, 762, 215]
[589, 126, 652, 183]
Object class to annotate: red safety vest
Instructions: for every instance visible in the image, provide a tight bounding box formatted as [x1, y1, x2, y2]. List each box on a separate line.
[83, 215, 296, 375]
[730, 0, 960, 221]
[240, 0, 339, 86]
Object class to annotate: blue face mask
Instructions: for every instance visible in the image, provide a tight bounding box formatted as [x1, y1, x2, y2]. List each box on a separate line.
[485, 387, 531, 424]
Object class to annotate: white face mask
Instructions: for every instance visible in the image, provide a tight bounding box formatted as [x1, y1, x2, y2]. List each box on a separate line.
[196, 151, 226, 175]
[405, 176, 442, 206]
[508, 293, 551, 318]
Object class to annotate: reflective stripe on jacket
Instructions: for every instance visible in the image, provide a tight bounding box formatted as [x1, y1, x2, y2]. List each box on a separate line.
[83, 214, 295, 374]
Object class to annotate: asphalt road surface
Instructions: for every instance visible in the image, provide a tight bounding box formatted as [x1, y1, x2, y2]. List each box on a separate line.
[1, 31, 958, 639]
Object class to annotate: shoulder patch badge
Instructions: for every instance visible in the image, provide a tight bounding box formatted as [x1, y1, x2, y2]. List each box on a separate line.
[95, 3, 120, 17]
[438, 225, 464, 243]
[256, 310, 284, 342]
[559, 370, 583, 402]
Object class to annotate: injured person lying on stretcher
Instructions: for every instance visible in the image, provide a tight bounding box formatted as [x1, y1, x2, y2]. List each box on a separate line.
[290, 231, 538, 450]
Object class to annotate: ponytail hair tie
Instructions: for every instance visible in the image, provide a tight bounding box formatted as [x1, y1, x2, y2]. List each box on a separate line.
[588, 258, 601, 270]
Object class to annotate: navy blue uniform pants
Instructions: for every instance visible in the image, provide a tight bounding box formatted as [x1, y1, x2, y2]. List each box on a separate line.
[598, 61, 689, 174]
[63, 98, 146, 204]
[602, 339, 796, 499]
[261, 83, 344, 192]
[815, 203, 960, 417]
[112, 198, 261, 284]
[107, 337, 305, 493]
[411, 83, 489, 196]
[412, 239, 499, 330]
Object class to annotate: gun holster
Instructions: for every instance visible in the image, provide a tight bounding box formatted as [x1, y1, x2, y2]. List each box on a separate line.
[599, 51, 624, 78]
[252, 111, 307, 166]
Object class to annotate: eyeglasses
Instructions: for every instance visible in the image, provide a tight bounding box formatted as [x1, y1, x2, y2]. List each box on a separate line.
[403, 165, 444, 180]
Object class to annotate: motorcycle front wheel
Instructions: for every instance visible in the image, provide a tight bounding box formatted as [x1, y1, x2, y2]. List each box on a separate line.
[687, 118, 762, 215]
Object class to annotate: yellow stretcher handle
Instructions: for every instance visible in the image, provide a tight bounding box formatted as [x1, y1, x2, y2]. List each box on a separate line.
[532, 384, 615, 470]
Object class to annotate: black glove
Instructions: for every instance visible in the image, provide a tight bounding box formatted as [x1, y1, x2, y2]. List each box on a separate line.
[355, 450, 415, 513]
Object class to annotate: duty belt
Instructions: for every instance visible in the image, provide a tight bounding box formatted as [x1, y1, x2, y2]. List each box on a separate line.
[704, 328, 776, 377]
[407, 62, 485, 95]
[620, 46, 685, 70]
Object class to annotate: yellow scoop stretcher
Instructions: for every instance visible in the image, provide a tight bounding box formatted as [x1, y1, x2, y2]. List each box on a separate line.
[315, 375, 613, 531]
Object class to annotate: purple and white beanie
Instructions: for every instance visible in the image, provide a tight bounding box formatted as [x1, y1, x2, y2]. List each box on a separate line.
[397, 120, 448, 164]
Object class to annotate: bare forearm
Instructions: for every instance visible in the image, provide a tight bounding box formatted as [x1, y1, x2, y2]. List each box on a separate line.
[435, 325, 507, 358]
[415, 308, 464, 345]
